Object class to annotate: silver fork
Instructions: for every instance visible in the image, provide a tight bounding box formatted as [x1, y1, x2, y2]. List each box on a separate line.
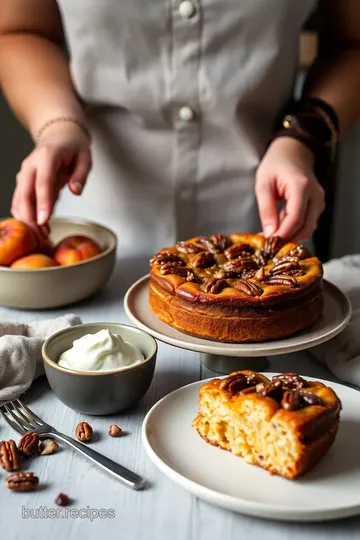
[0, 399, 145, 490]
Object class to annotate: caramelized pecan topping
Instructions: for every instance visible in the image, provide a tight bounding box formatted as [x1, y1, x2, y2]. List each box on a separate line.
[253, 249, 267, 267]
[150, 252, 184, 266]
[196, 237, 219, 254]
[160, 264, 197, 281]
[266, 275, 298, 288]
[256, 380, 283, 398]
[272, 373, 306, 389]
[233, 279, 263, 297]
[275, 245, 309, 262]
[255, 374, 324, 410]
[299, 390, 324, 406]
[270, 259, 300, 276]
[224, 243, 254, 260]
[242, 269, 257, 279]
[264, 235, 283, 259]
[285, 269, 306, 277]
[191, 251, 215, 268]
[223, 258, 258, 275]
[254, 267, 266, 281]
[210, 234, 229, 252]
[176, 241, 203, 254]
[219, 372, 262, 394]
[239, 386, 257, 395]
[202, 278, 227, 294]
[281, 390, 302, 411]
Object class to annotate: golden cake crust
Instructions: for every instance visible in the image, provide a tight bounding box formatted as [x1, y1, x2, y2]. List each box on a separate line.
[192, 371, 341, 479]
[149, 233, 323, 342]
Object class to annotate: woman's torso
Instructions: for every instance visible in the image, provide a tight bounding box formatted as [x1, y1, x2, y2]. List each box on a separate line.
[55, 0, 317, 257]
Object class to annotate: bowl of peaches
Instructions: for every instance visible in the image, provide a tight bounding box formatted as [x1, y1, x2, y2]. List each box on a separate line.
[0, 217, 117, 309]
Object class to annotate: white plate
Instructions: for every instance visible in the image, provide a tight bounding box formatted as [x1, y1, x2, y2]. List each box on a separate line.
[125, 276, 351, 357]
[142, 374, 360, 522]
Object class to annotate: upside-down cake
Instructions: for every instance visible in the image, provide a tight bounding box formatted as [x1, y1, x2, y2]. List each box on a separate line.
[149, 233, 323, 342]
[192, 371, 341, 479]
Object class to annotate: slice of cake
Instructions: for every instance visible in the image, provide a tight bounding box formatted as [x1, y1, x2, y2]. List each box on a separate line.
[192, 370, 341, 479]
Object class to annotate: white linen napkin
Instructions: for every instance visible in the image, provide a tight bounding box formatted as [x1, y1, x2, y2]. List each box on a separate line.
[309, 255, 360, 387]
[0, 314, 81, 403]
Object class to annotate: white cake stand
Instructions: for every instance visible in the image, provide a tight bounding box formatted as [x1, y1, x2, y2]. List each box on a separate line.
[124, 275, 351, 374]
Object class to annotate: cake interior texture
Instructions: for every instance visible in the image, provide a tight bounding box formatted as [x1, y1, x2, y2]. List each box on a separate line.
[192, 371, 341, 479]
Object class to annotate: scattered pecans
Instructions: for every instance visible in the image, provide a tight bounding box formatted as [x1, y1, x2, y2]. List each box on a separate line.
[108, 424, 123, 437]
[55, 493, 70, 506]
[75, 422, 93, 443]
[0, 440, 21, 471]
[5, 471, 39, 492]
[39, 439, 60, 456]
[18, 432, 39, 457]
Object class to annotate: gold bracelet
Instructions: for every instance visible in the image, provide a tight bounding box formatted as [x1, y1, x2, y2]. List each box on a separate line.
[35, 116, 91, 144]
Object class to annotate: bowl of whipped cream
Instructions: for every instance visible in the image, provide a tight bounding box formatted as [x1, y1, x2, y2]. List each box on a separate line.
[42, 322, 157, 415]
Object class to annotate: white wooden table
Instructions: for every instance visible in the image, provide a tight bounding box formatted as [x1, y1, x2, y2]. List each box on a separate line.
[0, 258, 359, 539]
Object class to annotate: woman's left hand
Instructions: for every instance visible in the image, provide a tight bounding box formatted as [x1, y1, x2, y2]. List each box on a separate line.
[255, 137, 325, 243]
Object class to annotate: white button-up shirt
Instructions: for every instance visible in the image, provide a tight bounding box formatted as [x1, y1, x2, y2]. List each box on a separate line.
[56, 0, 317, 257]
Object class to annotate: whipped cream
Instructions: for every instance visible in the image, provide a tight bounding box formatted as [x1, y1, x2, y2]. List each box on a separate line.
[58, 329, 144, 372]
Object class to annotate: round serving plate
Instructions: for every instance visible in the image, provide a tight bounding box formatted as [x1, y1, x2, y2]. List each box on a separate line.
[142, 373, 360, 522]
[124, 275, 351, 364]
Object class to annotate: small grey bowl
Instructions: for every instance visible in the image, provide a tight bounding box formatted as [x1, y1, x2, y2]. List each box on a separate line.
[42, 322, 157, 415]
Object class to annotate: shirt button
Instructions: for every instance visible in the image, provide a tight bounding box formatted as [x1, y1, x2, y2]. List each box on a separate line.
[178, 1, 196, 19]
[178, 106, 195, 122]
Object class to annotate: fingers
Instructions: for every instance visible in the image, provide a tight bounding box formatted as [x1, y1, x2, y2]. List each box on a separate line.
[275, 176, 310, 240]
[11, 164, 37, 227]
[293, 186, 325, 243]
[255, 180, 279, 237]
[35, 148, 61, 225]
[68, 151, 92, 195]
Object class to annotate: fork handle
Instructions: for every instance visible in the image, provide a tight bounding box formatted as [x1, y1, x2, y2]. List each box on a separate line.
[49, 432, 146, 490]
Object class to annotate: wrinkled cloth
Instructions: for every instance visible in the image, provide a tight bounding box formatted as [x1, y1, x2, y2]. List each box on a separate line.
[0, 315, 81, 403]
[309, 256, 360, 387]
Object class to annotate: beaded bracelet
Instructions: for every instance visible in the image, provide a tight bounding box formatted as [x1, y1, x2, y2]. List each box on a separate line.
[35, 116, 91, 144]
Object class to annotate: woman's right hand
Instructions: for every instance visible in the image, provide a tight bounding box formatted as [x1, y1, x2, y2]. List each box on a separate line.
[11, 122, 92, 234]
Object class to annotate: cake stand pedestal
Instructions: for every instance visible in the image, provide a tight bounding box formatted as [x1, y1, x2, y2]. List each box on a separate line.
[124, 275, 351, 375]
[200, 354, 268, 374]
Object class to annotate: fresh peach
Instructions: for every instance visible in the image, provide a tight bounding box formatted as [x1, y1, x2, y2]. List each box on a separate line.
[0, 218, 38, 266]
[54, 235, 103, 266]
[11, 254, 58, 269]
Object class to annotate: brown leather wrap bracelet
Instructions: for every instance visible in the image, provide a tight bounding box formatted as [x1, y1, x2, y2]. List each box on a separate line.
[270, 97, 339, 176]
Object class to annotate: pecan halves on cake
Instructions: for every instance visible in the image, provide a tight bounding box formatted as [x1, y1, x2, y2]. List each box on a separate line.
[275, 245, 309, 263]
[202, 278, 227, 294]
[176, 241, 203, 254]
[224, 243, 254, 260]
[209, 234, 229, 252]
[150, 252, 185, 267]
[266, 275, 298, 288]
[223, 258, 258, 275]
[298, 390, 324, 407]
[253, 249, 267, 267]
[191, 251, 215, 268]
[270, 259, 300, 276]
[281, 390, 302, 411]
[160, 264, 197, 282]
[233, 279, 263, 297]
[219, 373, 250, 394]
[272, 373, 306, 389]
[264, 235, 283, 259]
[254, 267, 266, 281]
